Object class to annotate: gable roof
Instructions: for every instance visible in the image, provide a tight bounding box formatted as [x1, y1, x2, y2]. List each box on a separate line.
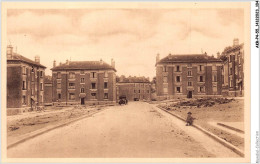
[8, 53, 46, 68]
[157, 54, 222, 65]
[51, 61, 116, 72]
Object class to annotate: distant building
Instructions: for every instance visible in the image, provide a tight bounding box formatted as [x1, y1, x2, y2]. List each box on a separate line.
[44, 75, 53, 106]
[116, 76, 151, 101]
[220, 38, 244, 97]
[7, 45, 46, 114]
[156, 53, 223, 99]
[51, 59, 117, 106]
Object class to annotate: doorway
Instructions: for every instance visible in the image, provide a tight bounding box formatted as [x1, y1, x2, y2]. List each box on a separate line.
[187, 91, 192, 98]
[81, 98, 85, 105]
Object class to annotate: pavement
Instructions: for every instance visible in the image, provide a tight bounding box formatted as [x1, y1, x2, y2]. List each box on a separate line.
[7, 102, 239, 158]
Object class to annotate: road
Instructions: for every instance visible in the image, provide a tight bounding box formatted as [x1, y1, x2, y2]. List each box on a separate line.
[7, 102, 239, 158]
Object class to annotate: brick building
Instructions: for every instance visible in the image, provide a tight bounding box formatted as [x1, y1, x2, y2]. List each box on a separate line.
[116, 76, 151, 101]
[156, 53, 223, 99]
[7, 45, 46, 114]
[220, 38, 244, 97]
[44, 75, 53, 105]
[51, 59, 116, 106]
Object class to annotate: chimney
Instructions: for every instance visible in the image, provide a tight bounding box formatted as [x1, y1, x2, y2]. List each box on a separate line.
[53, 60, 56, 68]
[100, 59, 103, 64]
[35, 55, 40, 63]
[233, 38, 239, 46]
[217, 52, 220, 59]
[7, 45, 13, 59]
[66, 59, 69, 65]
[156, 53, 160, 63]
[111, 58, 115, 68]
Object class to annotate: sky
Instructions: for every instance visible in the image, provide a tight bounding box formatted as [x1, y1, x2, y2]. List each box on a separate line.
[7, 8, 244, 79]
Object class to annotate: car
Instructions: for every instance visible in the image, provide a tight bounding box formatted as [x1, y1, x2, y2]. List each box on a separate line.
[134, 98, 139, 101]
[119, 95, 128, 105]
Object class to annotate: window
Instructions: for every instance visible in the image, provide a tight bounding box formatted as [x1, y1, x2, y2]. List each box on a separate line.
[213, 86, 217, 93]
[187, 63, 192, 67]
[138, 90, 140, 93]
[69, 93, 75, 100]
[188, 81, 192, 86]
[147, 90, 150, 93]
[91, 93, 97, 99]
[22, 96, 26, 104]
[230, 79, 233, 88]
[58, 93, 61, 99]
[69, 83, 75, 89]
[80, 78, 85, 83]
[163, 66, 167, 72]
[22, 81, 26, 90]
[57, 72, 61, 79]
[80, 70, 84, 74]
[213, 75, 217, 82]
[199, 86, 204, 93]
[104, 93, 108, 99]
[22, 66, 26, 75]
[40, 83, 43, 91]
[176, 87, 181, 93]
[91, 83, 96, 89]
[104, 82, 108, 89]
[188, 71, 192, 76]
[81, 88, 85, 93]
[200, 76, 203, 82]
[163, 76, 167, 83]
[40, 71, 43, 77]
[199, 65, 203, 71]
[238, 56, 241, 65]
[176, 76, 181, 82]
[57, 83, 61, 89]
[91, 72, 97, 78]
[104, 72, 108, 78]
[212, 65, 217, 71]
[176, 65, 180, 72]
[134, 90, 136, 93]
[69, 72, 75, 79]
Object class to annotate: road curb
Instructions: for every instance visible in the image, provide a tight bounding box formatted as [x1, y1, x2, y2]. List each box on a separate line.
[7, 109, 105, 149]
[155, 106, 245, 157]
[217, 123, 244, 134]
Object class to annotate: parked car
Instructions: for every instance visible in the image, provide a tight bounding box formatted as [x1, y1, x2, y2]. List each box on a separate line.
[119, 95, 128, 105]
[134, 98, 139, 101]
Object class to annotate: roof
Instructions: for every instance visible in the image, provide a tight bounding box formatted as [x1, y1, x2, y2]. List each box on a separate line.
[117, 76, 150, 83]
[8, 53, 46, 68]
[51, 61, 116, 72]
[222, 43, 244, 54]
[156, 54, 222, 65]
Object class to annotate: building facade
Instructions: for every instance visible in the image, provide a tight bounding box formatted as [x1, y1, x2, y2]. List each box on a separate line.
[156, 53, 223, 99]
[7, 45, 46, 114]
[44, 75, 53, 106]
[51, 59, 117, 106]
[221, 39, 244, 97]
[116, 76, 151, 101]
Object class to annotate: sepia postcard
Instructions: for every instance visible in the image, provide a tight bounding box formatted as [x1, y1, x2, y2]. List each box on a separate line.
[1, 1, 257, 163]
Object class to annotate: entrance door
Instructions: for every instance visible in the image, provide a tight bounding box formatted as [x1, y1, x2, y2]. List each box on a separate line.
[187, 91, 192, 98]
[81, 98, 85, 105]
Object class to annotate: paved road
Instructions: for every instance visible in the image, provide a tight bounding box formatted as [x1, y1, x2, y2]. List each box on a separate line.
[7, 102, 238, 158]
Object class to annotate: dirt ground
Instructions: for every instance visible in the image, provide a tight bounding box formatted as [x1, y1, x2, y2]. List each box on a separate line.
[7, 102, 239, 158]
[7, 105, 107, 145]
[158, 98, 244, 150]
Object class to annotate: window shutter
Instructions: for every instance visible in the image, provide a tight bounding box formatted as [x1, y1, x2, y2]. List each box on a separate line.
[202, 65, 205, 71]
[180, 66, 182, 71]
[197, 65, 200, 72]
[180, 76, 182, 82]
[197, 76, 200, 82]
[197, 86, 200, 93]
[180, 87, 182, 93]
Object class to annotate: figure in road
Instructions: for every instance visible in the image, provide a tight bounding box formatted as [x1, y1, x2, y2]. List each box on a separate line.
[186, 112, 195, 126]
